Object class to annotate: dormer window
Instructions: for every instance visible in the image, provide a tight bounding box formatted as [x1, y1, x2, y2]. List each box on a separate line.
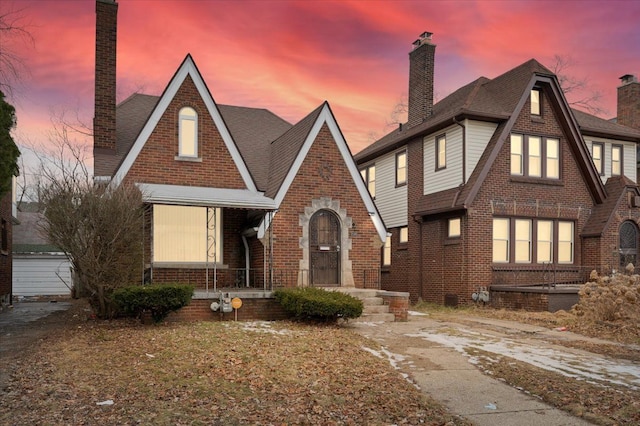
[179, 107, 198, 158]
[531, 89, 541, 115]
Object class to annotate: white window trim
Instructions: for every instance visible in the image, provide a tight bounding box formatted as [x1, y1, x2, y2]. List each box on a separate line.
[178, 107, 198, 158]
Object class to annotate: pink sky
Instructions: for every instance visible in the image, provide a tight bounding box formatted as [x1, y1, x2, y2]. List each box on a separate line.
[5, 0, 640, 167]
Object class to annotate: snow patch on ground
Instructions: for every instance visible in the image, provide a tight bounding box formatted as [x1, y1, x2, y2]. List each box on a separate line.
[240, 321, 292, 335]
[408, 311, 428, 316]
[407, 328, 640, 390]
[362, 346, 420, 389]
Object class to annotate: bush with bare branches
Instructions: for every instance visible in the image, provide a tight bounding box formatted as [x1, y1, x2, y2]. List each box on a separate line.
[573, 268, 640, 323]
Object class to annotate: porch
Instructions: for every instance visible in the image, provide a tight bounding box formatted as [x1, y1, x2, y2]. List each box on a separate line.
[489, 264, 594, 312]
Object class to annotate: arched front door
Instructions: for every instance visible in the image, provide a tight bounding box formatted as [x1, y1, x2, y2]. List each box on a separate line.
[619, 221, 638, 269]
[310, 209, 340, 285]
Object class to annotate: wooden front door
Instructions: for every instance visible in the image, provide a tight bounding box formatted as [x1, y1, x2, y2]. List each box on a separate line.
[310, 210, 340, 285]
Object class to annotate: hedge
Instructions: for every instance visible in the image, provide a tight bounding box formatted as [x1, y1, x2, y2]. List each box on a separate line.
[112, 283, 194, 323]
[273, 287, 363, 322]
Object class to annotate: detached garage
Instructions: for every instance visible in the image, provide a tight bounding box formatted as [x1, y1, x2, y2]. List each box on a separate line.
[12, 206, 72, 298]
[13, 253, 72, 297]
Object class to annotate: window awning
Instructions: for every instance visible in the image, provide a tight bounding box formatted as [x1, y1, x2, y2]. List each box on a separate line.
[137, 183, 278, 210]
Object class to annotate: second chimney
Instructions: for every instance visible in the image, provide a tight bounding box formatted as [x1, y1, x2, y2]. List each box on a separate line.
[617, 74, 640, 131]
[94, 0, 118, 154]
[408, 31, 436, 128]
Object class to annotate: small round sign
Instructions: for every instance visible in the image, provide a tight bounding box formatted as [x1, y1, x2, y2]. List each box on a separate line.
[231, 297, 243, 309]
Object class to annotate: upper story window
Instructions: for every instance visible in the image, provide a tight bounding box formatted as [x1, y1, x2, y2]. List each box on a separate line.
[396, 151, 407, 186]
[360, 164, 375, 198]
[179, 107, 198, 158]
[399, 226, 408, 244]
[448, 218, 461, 238]
[592, 142, 604, 175]
[436, 134, 446, 170]
[510, 134, 560, 179]
[530, 89, 541, 115]
[611, 145, 622, 176]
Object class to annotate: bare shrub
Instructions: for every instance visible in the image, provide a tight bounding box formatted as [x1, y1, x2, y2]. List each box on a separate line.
[573, 270, 639, 323]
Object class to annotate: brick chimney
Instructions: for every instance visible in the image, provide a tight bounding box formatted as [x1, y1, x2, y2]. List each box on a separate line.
[94, 0, 118, 154]
[617, 74, 640, 131]
[408, 32, 436, 128]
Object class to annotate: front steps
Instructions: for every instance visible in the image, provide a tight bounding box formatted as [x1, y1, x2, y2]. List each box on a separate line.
[327, 288, 397, 322]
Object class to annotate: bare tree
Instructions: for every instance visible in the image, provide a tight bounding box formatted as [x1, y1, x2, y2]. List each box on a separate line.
[0, 2, 35, 98]
[551, 54, 605, 116]
[34, 116, 144, 319]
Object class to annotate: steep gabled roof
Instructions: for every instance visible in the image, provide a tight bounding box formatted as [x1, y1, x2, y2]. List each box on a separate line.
[258, 102, 386, 242]
[582, 175, 640, 237]
[109, 55, 259, 191]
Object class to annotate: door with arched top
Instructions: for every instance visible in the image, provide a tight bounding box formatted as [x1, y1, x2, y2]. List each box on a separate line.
[619, 221, 638, 270]
[310, 210, 340, 285]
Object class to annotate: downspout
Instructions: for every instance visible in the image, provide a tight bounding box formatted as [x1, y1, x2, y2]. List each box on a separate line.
[241, 234, 250, 287]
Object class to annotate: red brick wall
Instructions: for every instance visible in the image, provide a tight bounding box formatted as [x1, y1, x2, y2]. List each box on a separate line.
[0, 192, 12, 304]
[597, 189, 640, 274]
[380, 227, 410, 293]
[405, 137, 424, 303]
[167, 298, 289, 322]
[464, 88, 595, 300]
[490, 290, 549, 311]
[124, 76, 247, 189]
[379, 293, 409, 321]
[617, 81, 640, 131]
[270, 124, 381, 287]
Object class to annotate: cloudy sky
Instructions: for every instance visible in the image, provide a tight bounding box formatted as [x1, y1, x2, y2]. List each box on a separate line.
[4, 0, 640, 166]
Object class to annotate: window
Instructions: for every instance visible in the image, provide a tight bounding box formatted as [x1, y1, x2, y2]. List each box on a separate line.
[530, 89, 541, 115]
[592, 143, 603, 175]
[537, 220, 553, 263]
[436, 135, 446, 170]
[1, 219, 7, 254]
[360, 164, 375, 198]
[493, 218, 574, 264]
[153, 205, 222, 263]
[515, 219, 532, 263]
[558, 221, 574, 264]
[179, 107, 198, 157]
[510, 134, 561, 179]
[612, 145, 622, 176]
[399, 226, 408, 244]
[396, 151, 407, 186]
[448, 218, 461, 238]
[493, 218, 510, 263]
[382, 235, 391, 266]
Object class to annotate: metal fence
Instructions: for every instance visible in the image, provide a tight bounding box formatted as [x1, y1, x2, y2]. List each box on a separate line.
[491, 264, 599, 288]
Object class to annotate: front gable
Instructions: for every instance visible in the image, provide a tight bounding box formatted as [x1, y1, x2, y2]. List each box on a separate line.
[259, 103, 386, 242]
[111, 55, 257, 192]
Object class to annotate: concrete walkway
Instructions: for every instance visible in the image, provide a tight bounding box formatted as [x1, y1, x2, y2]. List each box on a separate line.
[350, 314, 594, 426]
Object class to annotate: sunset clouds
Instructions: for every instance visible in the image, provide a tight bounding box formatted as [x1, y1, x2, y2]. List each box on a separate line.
[5, 0, 640, 158]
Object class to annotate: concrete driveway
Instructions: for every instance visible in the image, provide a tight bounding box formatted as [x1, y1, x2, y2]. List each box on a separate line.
[350, 312, 639, 426]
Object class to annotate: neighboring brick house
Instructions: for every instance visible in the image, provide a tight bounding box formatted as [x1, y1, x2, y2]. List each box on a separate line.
[356, 32, 640, 311]
[92, 0, 386, 305]
[0, 189, 15, 307]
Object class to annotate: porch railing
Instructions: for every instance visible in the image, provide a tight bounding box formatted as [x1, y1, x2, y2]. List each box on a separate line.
[491, 264, 599, 288]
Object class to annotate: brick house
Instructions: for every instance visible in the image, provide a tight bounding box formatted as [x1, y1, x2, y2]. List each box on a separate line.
[92, 0, 388, 320]
[355, 32, 640, 311]
[0, 187, 17, 308]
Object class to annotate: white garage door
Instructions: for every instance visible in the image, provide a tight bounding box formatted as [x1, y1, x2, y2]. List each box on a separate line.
[13, 255, 72, 297]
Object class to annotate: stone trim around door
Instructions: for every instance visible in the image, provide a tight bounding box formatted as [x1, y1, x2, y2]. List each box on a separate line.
[299, 197, 354, 287]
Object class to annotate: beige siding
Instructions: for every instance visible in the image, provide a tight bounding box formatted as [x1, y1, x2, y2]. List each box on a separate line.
[587, 137, 637, 183]
[371, 149, 408, 228]
[424, 124, 463, 195]
[466, 120, 498, 181]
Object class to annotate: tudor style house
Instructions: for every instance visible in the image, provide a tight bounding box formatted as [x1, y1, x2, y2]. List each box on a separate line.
[356, 32, 640, 310]
[92, 0, 386, 302]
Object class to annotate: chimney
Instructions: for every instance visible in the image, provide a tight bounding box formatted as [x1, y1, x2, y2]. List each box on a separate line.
[94, 0, 118, 154]
[408, 31, 436, 128]
[617, 74, 640, 131]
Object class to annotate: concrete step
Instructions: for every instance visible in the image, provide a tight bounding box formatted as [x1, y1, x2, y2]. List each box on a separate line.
[355, 312, 397, 323]
[361, 297, 384, 306]
[363, 304, 391, 314]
